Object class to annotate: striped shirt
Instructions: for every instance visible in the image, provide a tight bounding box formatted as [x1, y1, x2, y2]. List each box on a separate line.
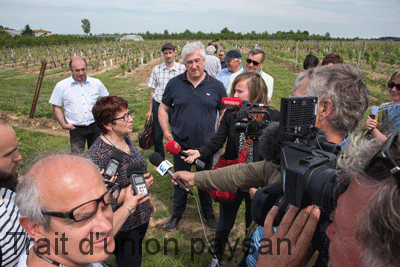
[147, 62, 186, 103]
[0, 188, 27, 267]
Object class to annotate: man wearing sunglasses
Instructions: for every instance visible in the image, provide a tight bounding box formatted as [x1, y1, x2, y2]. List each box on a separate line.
[16, 154, 147, 267]
[226, 49, 273, 102]
[49, 56, 109, 154]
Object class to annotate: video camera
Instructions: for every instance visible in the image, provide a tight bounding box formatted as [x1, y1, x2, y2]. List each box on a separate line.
[234, 100, 278, 140]
[252, 96, 341, 254]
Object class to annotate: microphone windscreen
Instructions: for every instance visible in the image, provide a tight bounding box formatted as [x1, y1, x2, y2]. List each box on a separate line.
[111, 149, 125, 162]
[259, 122, 283, 165]
[126, 163, 145, 176]
[165, 141, 181, 156]
[221, 97, 242, 107]
[149, 152, 164, 167]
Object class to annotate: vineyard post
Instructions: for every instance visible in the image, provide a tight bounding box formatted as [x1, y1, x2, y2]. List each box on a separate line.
[362, 42, 366, 67]
[295, 40, 299, 70]
[357, 50, 361, 73]
[29, 61, 47, 119]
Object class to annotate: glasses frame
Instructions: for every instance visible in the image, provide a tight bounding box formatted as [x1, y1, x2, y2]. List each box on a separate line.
[246, 58, 260, 66]
[113, 110, 132, 122]
[42, 183, 120, 222]
[388, 81, 400, 91]
[365, 132, 400, 188]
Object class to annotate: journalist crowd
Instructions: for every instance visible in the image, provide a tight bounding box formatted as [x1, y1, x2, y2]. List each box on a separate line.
[1, 39, 400, 267]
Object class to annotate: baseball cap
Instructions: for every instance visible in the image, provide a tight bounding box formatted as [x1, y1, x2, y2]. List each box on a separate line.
[162, 43, 175, 51]
[224, 50, 242, 61]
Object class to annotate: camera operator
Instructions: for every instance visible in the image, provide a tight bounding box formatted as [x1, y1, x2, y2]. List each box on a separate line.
[173, 64, 370, 265]
[258, 133, 400, 267]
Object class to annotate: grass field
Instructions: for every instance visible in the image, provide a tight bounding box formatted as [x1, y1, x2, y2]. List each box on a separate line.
[0, 40, 397, 266]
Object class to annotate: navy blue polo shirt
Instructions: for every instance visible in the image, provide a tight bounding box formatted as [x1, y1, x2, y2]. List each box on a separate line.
[162, 71, 227, 149]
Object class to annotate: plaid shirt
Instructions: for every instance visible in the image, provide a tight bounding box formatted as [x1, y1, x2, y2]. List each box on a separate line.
[147, 62, 186, 103]
[87, 135, 150, 232]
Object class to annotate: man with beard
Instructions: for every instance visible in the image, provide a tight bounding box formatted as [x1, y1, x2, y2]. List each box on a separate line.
[0, 119, 26, 266]
[147, 43, 186, 159]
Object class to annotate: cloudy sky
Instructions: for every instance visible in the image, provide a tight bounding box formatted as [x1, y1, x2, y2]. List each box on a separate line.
[1, 0, 399, 39]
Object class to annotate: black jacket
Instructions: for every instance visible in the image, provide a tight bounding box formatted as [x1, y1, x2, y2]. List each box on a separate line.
[197, 107, 280, 161]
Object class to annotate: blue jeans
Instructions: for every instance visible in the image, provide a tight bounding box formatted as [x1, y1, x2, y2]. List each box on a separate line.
[172, 154, 215, 220]
[152, 101, 165, 159]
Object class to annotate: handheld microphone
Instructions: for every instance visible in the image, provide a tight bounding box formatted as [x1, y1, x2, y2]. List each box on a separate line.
[364, 106, 379, 135]
[103, 149, 125, 179]
[221, 97, 269, 108]
[126, 164, 149, 197]
[165, 141, 205, 170]
[149, 152, 193, 196]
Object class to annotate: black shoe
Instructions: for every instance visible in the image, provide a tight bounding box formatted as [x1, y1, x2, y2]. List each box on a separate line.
[206, 217, 218, 231]
[165, 216, 180, 231]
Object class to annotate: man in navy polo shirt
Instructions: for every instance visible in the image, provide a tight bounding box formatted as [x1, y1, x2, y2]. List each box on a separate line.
[159, 41, 227, 231]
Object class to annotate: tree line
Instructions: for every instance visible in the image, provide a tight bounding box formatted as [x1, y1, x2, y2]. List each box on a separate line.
[1, 25, 398, 48]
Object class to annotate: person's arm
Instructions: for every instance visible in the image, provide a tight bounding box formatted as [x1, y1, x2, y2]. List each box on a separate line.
[257, 205, 320, 267]
[217, 108, 226, 128]
[112, 185, 149, 235]
[146, 88, 155, 120]
[361, 114, 387, 142]
[173, 160, 281, 192]
[158, 102, 173, 141]
[53, 105, 75, 130]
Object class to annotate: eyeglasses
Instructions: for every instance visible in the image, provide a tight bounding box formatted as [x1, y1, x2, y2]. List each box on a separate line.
[113, 110, 132, 122]
[365, 132, 400, 188]
[42, 183, 120, 222]
[388, 81, 400, 91]
[246, 58, 261, 66]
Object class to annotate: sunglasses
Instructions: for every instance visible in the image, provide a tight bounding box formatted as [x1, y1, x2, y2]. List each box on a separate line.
[246, 58, 261, 66]
[365, 132, 400, 188]
[388, 81, 400, 91]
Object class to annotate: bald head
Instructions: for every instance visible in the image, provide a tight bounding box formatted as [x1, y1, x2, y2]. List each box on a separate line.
[17, 154, 106, 226]
[69, 56, 87, 84]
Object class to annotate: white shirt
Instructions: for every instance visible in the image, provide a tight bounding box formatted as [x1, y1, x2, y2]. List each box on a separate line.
[17, 251, 104, 267]
[49, 76, 109, 126]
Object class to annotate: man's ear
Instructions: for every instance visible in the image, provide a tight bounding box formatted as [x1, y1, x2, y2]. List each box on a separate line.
[319, 99, 333, 120]
[19, 216, 46, 241]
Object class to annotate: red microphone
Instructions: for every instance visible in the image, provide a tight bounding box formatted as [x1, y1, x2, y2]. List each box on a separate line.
[221, 97, 242, 107]
[165, 141, 205, 169]
[221, 97, 269, 108]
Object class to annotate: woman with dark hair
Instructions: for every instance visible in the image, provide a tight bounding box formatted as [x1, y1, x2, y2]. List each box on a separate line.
[183, 72, 280, 265]
[87, 95, 154, 267]
[361, 70, 400, 143]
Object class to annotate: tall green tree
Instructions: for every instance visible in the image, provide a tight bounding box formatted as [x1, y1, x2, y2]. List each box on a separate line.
[21, 24, 34, 36]
[81, 19, 91, 35]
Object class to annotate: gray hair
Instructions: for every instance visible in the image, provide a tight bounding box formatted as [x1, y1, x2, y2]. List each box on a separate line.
[248, 48, 265, 63]
[219, 49, 227, 54]
[16, 171, 51, 229]
[305, 64, 369, 137]
[337, 134, 400, 266]
[182, 41, 206, 63]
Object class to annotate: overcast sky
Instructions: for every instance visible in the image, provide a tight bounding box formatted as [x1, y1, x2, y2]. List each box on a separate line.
[1, 0, 399, 39]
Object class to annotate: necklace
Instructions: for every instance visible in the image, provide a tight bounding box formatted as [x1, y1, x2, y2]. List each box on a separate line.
[33, 247, 71, 267]
[101, 134, 129, 154]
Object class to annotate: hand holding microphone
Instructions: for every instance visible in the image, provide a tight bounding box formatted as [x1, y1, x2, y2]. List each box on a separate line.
[165, 141, 205, 169]
[149, 152, 194, 195]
